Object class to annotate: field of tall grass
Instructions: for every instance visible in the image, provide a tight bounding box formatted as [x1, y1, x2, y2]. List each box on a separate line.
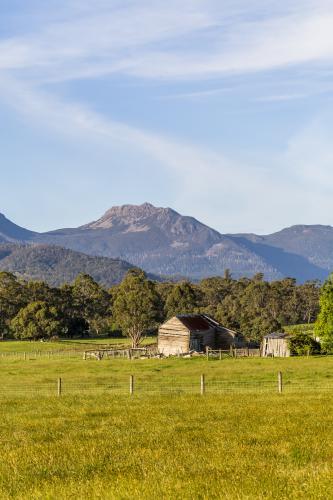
[0, 341, 332, 499]
[0, 336, 153, 353]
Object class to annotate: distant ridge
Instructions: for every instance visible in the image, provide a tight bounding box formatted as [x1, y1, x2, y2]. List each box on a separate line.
[36, 203, 279, 280]
[0, 244, 136, 287]
[0, 213, 36, 242]
[0, 203, 332, 282]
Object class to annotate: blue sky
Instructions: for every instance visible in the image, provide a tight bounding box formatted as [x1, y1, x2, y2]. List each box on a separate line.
[1, 0, 333, 233]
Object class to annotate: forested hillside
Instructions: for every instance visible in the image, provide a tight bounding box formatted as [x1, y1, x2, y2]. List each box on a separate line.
[0, 244, 135, 287]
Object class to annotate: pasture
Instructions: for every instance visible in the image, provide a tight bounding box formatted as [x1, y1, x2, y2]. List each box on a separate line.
[0, 341, 332, 499]
[0, 337, 149, 353]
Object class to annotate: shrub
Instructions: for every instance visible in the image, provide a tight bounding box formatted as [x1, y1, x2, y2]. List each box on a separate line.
[288, 331, 321, 356]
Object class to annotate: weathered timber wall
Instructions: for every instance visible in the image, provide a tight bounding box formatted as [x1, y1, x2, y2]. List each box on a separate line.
[190, 328, 216, 351]
[216, 328, 239, 349]
[158, 318, 190, 355]
[262, 338, 290, 357]
[158, 318, 219, 355]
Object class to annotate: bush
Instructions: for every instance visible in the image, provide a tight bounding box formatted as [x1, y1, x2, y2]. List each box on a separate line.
[288, 331, 321, 356]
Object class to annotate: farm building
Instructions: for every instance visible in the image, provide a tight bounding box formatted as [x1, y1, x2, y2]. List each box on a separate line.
[262, 332, 291, 357]
[158, 314, 244, 356]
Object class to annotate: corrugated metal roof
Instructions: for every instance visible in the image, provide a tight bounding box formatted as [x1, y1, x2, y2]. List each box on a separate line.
[176, 314, 214, 331]
[264, 332, 290, 339]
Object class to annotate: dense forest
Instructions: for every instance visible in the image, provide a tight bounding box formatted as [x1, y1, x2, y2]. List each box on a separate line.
[0, 269, 321, 346]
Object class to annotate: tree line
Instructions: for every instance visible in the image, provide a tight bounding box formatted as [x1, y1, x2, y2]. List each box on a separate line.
[0, 269, 327, 349]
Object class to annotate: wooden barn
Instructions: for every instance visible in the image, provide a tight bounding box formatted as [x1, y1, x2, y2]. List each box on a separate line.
[158, 314, 244, 356]
[262, 332, 291, 357]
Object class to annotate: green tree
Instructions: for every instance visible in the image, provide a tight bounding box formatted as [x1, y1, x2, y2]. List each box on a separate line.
[11, 301, 63, 340]
[314, 275, 333, 352]
[0, 272, 26, 338]
[71, 274, 111, 335]
[199, 276, 233, 317]
[238, 280, 281, 342]
[165, 281, 199, 318]
[288, 331, 321, 356]
[113, 269, 159, 347]
[243, 316, 281, 344]
[298, 281, 320, 324]
[25, 280, 54, 303]
[215, 294, 241, 331]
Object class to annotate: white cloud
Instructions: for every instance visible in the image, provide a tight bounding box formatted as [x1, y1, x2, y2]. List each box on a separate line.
[1, 1, 333, 84]
[0, 1, 213, 77]
[121, 12, 333, 80]
[1, 0, 333, 233]
[0, 73, 278, 232]
[255, 93, 308, 102]
[1, 69, 332, 234]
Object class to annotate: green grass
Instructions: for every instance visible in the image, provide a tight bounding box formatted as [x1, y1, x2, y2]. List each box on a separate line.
[0, 336, 155, 353]
[0, 355, 332, 498]
[284, 324, 315, 335]
[1, 353, 332, 389]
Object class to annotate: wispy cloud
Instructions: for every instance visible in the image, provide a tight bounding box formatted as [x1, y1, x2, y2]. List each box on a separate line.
[158, 87, 234, 100]
[1, 1, 333, 84]
[255, 93, 308, 102]
[122, 12, 333, 80]
[0, 72, 279, 232]
[0, 1, 213, 79]
[1, 1, 333, 232]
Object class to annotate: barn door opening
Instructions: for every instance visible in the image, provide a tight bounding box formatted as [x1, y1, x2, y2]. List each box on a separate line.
[190, 338, 203, 352]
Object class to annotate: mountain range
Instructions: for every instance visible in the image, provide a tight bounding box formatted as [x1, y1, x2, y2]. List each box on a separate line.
[0, 203, 332, 283]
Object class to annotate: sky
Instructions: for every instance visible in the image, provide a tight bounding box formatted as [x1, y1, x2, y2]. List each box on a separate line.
[1, 0, 333, 234]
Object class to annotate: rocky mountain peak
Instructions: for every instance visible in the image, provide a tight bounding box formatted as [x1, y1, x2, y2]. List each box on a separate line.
[2, 206, 332, 282]
[83, 203, 179, 230]
[105, 202, 168, 219]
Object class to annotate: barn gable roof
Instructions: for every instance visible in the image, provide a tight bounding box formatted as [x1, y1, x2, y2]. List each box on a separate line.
[176, 314, 221, 332]
[160, 314, 244, 339]
[176, 315, 211, 331]
[264, 332, 290, 339]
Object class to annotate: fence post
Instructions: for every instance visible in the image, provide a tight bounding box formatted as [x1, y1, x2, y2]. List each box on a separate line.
[278, 371, 283, 394]
[206, 346, 209, 361]
[83, 351, 87, 360]
[130, 375, 134, 395]
[219, 349, 222, 361]
[201, 374, 205, 395]
[57, 377, 62, 397]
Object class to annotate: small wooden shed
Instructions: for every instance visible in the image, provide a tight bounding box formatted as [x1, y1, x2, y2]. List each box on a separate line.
[158, 314, 243, 356]
[262, 332, 291, 357]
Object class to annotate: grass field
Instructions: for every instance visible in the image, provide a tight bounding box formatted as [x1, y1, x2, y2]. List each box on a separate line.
[0, 337, 154, 353]
[284, 324, 315, 335]
[0, 343, 332, 499]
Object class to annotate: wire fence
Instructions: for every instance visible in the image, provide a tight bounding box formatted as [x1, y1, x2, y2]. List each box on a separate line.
[0, 350, 85, 360]
[0, 346, 156, 360]
[1, 350, 332, 361]
[0, 374, 332, 398]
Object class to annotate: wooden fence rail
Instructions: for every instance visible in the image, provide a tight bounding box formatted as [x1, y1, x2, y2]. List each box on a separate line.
[206, 348, 261, 359]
